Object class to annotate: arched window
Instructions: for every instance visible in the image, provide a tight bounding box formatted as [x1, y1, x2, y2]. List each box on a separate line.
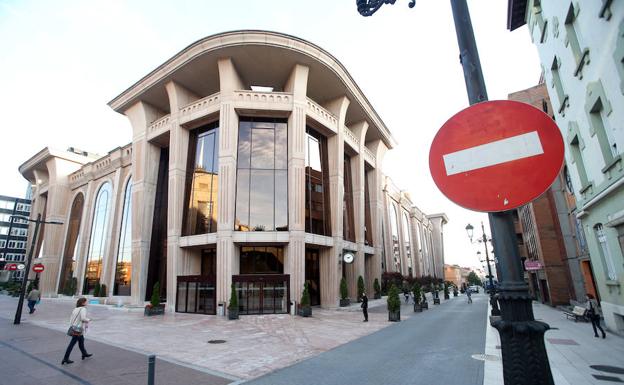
[114, 178, 132, 295]
[390, 204, 401, 273]
[58, 193, 84, 294]
[83, 182, 112, 294]
[402, 212, 412, 275]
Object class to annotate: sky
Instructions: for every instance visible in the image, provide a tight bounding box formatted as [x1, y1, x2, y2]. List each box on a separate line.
[0, 0, 541, 271]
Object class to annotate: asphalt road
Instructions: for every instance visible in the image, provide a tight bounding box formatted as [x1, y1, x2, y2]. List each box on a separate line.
[245, 293, 488, 385]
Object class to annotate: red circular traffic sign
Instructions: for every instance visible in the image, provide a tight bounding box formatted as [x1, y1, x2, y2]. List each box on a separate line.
[429, 100, 564, 212]
[6, 263, 17, 271]
[33, 263, 45, 273]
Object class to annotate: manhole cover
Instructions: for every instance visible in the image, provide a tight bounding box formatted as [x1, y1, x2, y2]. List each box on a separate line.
[208, 340, 226, 344]
[471, 354, 500, 362]
[591, 366, 624, 375]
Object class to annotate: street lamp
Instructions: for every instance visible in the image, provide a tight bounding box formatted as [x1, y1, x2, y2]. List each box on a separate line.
[466, 223, 500, 316]
[13, 213, 63, 325]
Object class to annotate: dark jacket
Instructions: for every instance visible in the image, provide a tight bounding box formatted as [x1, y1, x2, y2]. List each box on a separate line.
[361, 295, 368, 309]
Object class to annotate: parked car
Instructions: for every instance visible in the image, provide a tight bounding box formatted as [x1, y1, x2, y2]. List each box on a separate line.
[468, 285, 480, 293]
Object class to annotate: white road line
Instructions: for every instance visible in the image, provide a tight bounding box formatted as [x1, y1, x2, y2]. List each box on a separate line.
[443, 131, 544, 176]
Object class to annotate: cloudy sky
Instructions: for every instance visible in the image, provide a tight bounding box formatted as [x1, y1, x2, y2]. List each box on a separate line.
[0, 0, 541, 269]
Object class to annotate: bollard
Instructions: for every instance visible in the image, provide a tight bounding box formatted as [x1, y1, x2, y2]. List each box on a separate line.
[148, 355, 155, 385]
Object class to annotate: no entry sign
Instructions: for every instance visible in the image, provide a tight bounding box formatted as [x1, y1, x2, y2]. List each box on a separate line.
[33, 263, 45, 273]
[6, 263, 17, 271]
[429, 100, 564, 212]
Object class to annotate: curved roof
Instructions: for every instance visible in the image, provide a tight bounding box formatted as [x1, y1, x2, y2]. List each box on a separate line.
[108, 30, 395, 147]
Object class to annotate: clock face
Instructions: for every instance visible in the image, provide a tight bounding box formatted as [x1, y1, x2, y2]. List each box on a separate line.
[343, 253, 354, 264]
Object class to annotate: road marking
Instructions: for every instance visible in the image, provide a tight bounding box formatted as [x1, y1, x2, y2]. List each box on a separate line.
[443, 131, 544, 176]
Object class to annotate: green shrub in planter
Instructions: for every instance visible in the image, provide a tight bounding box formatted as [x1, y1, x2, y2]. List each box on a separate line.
[412, 283, 423, 312]
[357, 276, 365, 303]
[228, 283, 239, 320]
[339, 277, 350, 307]
[443, 282, 450, 300]
[373, 278, 381, 299]
[300, 282, 312, 317]
[145, 282, 164, 316]
[387, 284, 401, 321]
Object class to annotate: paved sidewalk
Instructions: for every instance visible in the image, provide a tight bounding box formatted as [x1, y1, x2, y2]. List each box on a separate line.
[484, 301, 624, 384]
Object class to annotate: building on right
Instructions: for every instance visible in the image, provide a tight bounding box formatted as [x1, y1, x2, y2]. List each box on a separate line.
[508, 2, 624, 332]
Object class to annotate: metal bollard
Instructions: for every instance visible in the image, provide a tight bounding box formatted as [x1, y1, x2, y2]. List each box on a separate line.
[148, 355, 155, 385]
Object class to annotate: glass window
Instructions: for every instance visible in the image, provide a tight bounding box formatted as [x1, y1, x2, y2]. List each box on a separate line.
[114, 178, 132, 296]
[402, 212, 412, 272]
[239, 246, 284, 274]
[390, 203, 401, 274]
[305, 127, 331, 235]
[364, 171, 373, 246]
[343, 155, 355, 242]
[58, 194, 84, 294]
[595, 224, 617, 280]
[235, 118, 288, 232]
[83, 182, 112, 294]
[183, 123, 219, 235]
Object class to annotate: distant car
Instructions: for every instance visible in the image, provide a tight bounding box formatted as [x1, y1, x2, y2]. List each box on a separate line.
[469, 285, 479, 293]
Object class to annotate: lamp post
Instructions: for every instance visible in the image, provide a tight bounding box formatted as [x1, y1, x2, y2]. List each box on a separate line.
[466, 222, 500, 316]
[356, 1, 555, 384]
[13, 213, 63, 325]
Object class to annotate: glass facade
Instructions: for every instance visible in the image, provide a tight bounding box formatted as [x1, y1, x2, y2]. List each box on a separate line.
[364, 171, 373, 246]
[233, 274, 289, 315]
[184, 123, 219, 235]
[83, 183, 112, 294]
[235, 119, 288, 231]
[343, 155, 355, 242]
[239, 246, 284, 274]
[58, 193, 84, 294]
[402, 212, 412, 276]
[114, 178, 132, 296]
[305, 127, 331, 235]
[390, 203, 401, 273]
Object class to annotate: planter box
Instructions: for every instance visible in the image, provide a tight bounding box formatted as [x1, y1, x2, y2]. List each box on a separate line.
[339, 298, 351, 307]
[413, 303, 422, 312]
[228, 308, 239, 320]
[299, 306, 312, 317]
[144, 305, 165, 316]
[433, 298, 441, 305]
[388, 310, 401, 322]
[422, 301, 428, 309]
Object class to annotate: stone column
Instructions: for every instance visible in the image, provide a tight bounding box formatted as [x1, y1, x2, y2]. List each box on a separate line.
[409, 211, 422, 278]
[284, 64, 309, 306]
[216, 58, 244, 306]
[367, 140, 388, 284]
[164, 81, 199, 310]
[124, 101, 165, 305]
[325, 96, 349, 306]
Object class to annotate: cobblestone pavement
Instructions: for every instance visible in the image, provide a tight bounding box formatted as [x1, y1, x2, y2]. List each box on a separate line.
[0, 293, 427, 380]
[245, 293, 488, 385]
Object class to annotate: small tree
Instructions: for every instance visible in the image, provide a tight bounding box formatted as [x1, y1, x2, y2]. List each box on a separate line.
[150, 282, 161, 307]
[228, 283, 238, 311]
[443, 282, 450, 296]
[357, 276, 365, 302]
[373, 278, 381, 298]
[467, 271, 482, 286]
[100, 284, 107, 297]
[412, 283, 422, 305]
[340, 277, 348, 300]
[93, 282, 101, 297]
[387, 284, 401, 313]
[300, 282, 311, 308]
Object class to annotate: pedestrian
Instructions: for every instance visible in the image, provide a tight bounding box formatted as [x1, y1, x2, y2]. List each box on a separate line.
[585, 294, 606, 339]
[466, 288, 472, 304]
[62, 297, 93, 365]
[26, 285, 40, 314]
[361, 292, 368, 322]
[403, 288, 409, 304]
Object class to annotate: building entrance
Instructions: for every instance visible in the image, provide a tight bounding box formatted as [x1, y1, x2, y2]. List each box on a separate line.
[176, 275, 216, 315]
[233, 275, 289, 314]
[305, 248, 321, 306]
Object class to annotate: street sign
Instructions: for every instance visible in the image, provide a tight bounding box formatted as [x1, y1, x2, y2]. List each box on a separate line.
[6, 263, 17, 271]
[429, 100, 564, 212]
[524, 260, 543, 271]
[33, 263, 45, 273]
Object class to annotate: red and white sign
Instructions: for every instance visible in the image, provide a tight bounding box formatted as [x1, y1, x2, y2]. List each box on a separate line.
[6, 263, 17, 271]
[524, 260, 543, 271]
[32, 263, 45, 273]
[429, 100, 564, 212]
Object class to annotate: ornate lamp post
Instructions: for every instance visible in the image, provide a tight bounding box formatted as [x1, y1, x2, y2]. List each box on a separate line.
[466, 222, 500, 316]
[13, 213, 63, 325]
[356, 1, 555, 384]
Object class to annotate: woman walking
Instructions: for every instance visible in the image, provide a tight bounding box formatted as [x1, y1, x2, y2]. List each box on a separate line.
[585, 294, 606, 339]
[26, 285, 40, 314]
[62, 298, 93, 365]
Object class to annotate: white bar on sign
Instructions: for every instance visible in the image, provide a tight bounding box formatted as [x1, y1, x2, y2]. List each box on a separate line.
[443, 131, 544, 176]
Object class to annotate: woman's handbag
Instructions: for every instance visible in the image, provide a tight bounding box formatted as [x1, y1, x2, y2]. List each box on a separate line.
[66, 311, 83, 336]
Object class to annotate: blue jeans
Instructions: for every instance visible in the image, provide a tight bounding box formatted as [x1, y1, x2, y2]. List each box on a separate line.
[27, 300, 36, 314]
[63, 335, 88, 361]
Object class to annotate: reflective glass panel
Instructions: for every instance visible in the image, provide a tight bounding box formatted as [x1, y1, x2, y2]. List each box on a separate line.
[390, 203, 401, 274]
[250, 170, 273, 231]
[275, 170, 288, 231]
[114, 178, 132, 296]
[83, 182, 112, 294]
[251, 128, 274, 169]
[305, 128, 330, 235]
[58, 193, 84, 294]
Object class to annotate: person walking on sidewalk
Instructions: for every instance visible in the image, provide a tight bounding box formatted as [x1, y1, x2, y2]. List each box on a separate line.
[62, 298, 93, 365]
[26, 286, 40, 314]
[361, 292, 368, 322]
[585, 294, 606, 339]
[466, 288, 472, 304]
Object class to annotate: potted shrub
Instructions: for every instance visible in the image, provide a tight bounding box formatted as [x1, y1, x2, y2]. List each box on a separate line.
[443, 282, 450, 300]
[357, 276, 365, 303]
[453, 285, 459, 297]
[413, 283, 422, 312]
[144, 282, 165, 316]
[228, 283, 239, 320]
[299, 282, 312, 317]
[373, 278, 382, 299]
[387, 284, 401, 322]
[339, 277, 350, 307]
[433, 284, 441, 305]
